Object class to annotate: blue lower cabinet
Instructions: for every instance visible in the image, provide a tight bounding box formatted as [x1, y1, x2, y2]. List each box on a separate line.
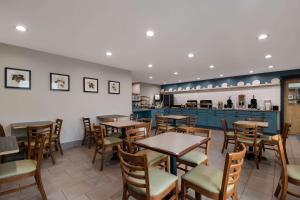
[197, 110, 208, 126]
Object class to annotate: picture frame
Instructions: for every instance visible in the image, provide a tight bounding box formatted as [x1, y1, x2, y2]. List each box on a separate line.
[50, 73, 70, 91]
[5, 67, 31, 89]
[108, 81, 120, 94]
[83, 77, 98, 93]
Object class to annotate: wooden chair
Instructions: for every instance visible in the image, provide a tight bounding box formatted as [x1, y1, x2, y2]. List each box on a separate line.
[177, 127, 211, 172]
[52, 119, 64, 156]
[261, 123, 291, 163]
[0, 133, 47, 200]
[245, 117, 264, 135]
[273, 135, 300, 199]
[118, 145, 178, 200]
[82, 117, 95, 149]
[92, 125, 123, 171]
[102, 118, 120, 138]
[130, 113, 137, 121]
[155, 116, 175, 135]
[233, 123, 262, 169]
[126, 123, 169, 171]
[176, 116, 197, 133]
[181, 143, 246, 200]
[26, 124, 55, 165]
[221, 119, 235, 153]
[0, 124, 5, 137]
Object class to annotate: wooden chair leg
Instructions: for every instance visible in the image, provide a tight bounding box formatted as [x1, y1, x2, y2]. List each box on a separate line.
[48, 145, 56, 165]
[221, 137, 226, 153]
[34, 172, 47, 200]
[92, 146, 98, 164]
[122, 184, 128, 200]
[254, 147, 259, 170]
[195, 192, 201, 200]
[88, 135, 92, 149]
[57, 140, 64, 156]
[181, 180, 187, 200]
[81, 133, 86, 146]
[174, 181, 179, 200]
[100, 147, 106, 171]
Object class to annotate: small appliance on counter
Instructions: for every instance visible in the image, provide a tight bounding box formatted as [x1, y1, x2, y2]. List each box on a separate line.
[238, 94, 246, 108]
[200, 100, 212, 108]
[225, 97, 233, 109]
[186, 100, 198, 108]
[248, 95, 257, 109]
[264, 100, 272, 111]
[218, 101, 223, 109]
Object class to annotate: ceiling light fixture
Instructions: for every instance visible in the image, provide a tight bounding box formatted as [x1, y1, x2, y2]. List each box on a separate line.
[16, 25, 26, 32]
[249, 70, 254, 74]
[174, 72, 178, 75]
[265, 54, 272, 59]
[149, 76, 153, 79]
[146, 30, 154, 37]
[178, 80, 182, 83]
[268, 65, 274, 69]
[257, 33, 269, 40]
[148, 64, 153, 68]
[209, 65, 215, 69]
[188, 53, 194, 58]
[197, 77, 201, 80]
[106, 51, 112, 56]
[220, 74, 224, 77]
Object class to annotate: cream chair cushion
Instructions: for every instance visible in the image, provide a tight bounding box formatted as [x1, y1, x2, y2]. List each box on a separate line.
[0, 160, 36, 179]
[179, 148, 207, 165]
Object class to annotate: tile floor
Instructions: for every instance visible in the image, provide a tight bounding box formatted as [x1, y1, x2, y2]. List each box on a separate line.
[0, 130, 299, 200]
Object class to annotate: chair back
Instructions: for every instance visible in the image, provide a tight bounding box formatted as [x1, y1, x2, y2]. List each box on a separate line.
[155, 116, 168, 131]
[54, 119, 63, 137]
[221, 119, 229, 136]
[93, 124, 106, 144]
[118, 145, 150, 198]
[185, 127, 211, 155]
[245, 117, 264, 133]
[0, 124, 5, 137]
[220, 143, 246, 199]
[32, 133, 47, 170]
[83, 118, 92, 133]
[281, 123, 291, 145]
[27, 123, 53, 159]
[233, 123, 258, 145]
[272, 135, 288, 199]
[187, 116, 197, 127]
[130, 113, 136, 121]
[126, 123, 149, 153]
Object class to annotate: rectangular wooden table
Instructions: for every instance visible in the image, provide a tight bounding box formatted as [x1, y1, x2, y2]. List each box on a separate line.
[97, 115, 128, 121]
[0, 136, 19, 156]
[161, 115, 189, 127]
[234, 120, 269, 128]
[134, 132, 207, 175]
[101, 120, 144, 138]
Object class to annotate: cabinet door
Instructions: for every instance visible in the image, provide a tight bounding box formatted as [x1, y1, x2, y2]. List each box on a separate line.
[197, 110, 208, 126]
[207, 110, 217, 127]
[215, 111, 226, 128]
[263, 113, 277, 134]
[224, 111, 238, 129]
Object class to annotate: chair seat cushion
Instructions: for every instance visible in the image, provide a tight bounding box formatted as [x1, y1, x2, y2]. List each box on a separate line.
[288, 165, 300, 181]
[128, 167, 177, 197]
[158, 125, 175, 131]
[237, 138, 261, 145]
[182, 164, 234, 194]
[0, 160, 37, 179]
[179, 149, 207, 165]
[135, 149, 168, 166]
[226, 131, 234, 137]
[103, 137, 123, 145]
[109, 132, 121, 138]
[52, 134, 59, 140]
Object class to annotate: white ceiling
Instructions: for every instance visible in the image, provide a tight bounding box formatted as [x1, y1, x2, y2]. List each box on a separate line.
[0, 0, 300, 84]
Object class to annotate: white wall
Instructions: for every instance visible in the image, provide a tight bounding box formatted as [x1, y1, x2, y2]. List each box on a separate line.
[140, 83, 160, 105]
[174, 86, 281, 108]
[0, 43, 132, 143]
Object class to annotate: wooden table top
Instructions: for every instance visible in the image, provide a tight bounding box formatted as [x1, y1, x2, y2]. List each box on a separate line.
[161, 115, 189, 120]
[134, 132, 206, 157]
[0, 136, 19, 156]
[97, 115, 128, 121]
[101, 120, 144, 128]
[11, 121, 54, 129]
[234, 120, 269, 128]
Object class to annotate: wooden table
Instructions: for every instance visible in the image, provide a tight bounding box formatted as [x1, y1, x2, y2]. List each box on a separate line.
[234, 120, 269, 128]
[101, 120, 144, 138]
[161, 115, 189, 127]
[0, 136, 19, 156]
[134, 132, 207, 175]
[97, 115, 128, 122]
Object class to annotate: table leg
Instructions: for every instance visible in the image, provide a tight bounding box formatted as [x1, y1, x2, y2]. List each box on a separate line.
[121, 128, 126, 139]
[170, 156, 177, 175]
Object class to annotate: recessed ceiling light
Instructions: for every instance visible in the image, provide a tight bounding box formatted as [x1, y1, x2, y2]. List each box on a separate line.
[265, 54, 272, 59]
[188, 53, 194, 58]
[174, 72, 178, 75]
[148, 64, 153, 68]
[268, 65, 274, 69]
[197, 77, 201, 80]
[16, 25, 26, 32]
[106, 51, 112, 56]
[163, 82, 167, 84]
[249, 70, 254, 74]
[209, 65, 215, 69]
[220, 74, 224, 77]
[257, 33, 269, 40]
[149, 76, 153, 79]
[178, 80, 182, 83]
[146, 30, 154, 37]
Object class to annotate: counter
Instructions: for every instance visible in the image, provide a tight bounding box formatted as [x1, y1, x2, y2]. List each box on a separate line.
[133, 108, 280, 135]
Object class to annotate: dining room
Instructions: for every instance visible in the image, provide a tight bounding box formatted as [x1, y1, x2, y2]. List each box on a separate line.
[1, 1, 300, 200]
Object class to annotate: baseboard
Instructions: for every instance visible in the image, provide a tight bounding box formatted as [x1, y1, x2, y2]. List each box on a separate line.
[61, 140, 82, 150]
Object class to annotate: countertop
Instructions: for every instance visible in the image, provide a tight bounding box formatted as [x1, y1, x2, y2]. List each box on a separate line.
[133, 107, 280, 112]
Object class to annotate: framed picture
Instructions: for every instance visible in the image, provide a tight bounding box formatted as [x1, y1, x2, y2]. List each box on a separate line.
[5, 67, 31, 89]
[83, 77, 98, 93]
[50, 73, 70, 91]
[108, 81, 120, 94]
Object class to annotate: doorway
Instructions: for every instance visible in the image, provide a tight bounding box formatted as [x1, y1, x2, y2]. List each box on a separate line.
[283, 77, 300, 135]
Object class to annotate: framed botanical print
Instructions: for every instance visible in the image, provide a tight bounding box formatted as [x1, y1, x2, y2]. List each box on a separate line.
[108, 81, 120, 94]
[83, 77, 98, 93]
[5, 67, 31, 89]
[50, 73, 70, 91]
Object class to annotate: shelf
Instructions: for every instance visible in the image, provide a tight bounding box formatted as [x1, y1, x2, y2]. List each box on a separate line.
[161, 83, 280, 94]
